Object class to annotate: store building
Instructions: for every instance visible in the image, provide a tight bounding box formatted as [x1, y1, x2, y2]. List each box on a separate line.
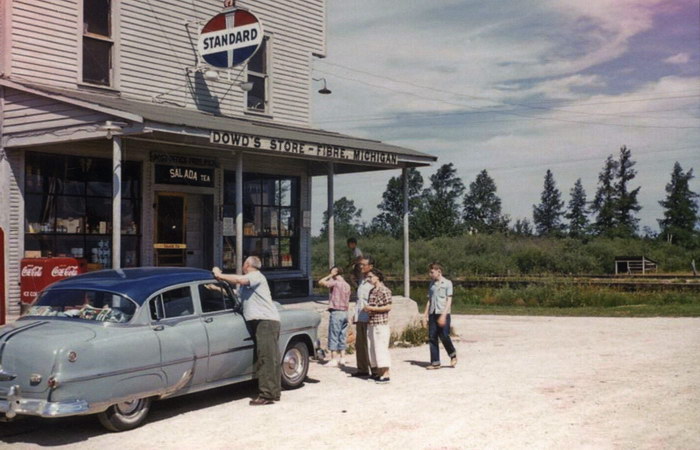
[0, 0, 435, 322]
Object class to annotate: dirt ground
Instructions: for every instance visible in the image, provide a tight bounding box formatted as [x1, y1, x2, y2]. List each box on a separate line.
[2, 315, 699, 449]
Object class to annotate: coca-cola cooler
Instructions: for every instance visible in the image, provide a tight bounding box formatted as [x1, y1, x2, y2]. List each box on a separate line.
[20, 258, 88, 310]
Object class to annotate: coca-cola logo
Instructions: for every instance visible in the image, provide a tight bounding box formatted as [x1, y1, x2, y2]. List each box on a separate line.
[51, 265, 79, 278]
[21, 265, 43, 278]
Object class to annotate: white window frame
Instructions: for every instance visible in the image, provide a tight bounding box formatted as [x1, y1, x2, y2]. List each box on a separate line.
[78, 0, 120, 89]
[246, 34, 272, 116]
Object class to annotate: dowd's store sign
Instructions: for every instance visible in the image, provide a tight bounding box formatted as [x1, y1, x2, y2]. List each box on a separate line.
[210, 131, 400, 166]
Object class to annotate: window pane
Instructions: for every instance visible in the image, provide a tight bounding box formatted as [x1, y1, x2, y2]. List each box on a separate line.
[60, 156, 86, 196]
[83, 37, 111, 86]
[277, 179, 290, 206]
[199, 283, 227, 313]
[26, 153, 59, 194]
[122, 161, 141, 199]
[84, 0, 110, 36]
[121, 236, 139, 267]
[122, 199, 139, 235]
[243, 176, 261, 204]
[222, 236, 236, 270]
[85, 157, 111, 197]
[25, 235, 54, 258]
[86, 197, 111, 234]
[247, 74, 265, 110]
[86, 236, 111, 268]
[280, 208, 296, 237]
[162, 287, 194, 318]
[55, 235, 86, 258]
[247, 38, 266, 74]
[56, 197, 86, 234]
[26, 194, 55, 233]
[223, 171, 236, 204]
[261, 178, 276, 205]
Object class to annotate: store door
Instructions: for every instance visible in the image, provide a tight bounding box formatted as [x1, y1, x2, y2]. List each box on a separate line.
[155, 193, 213, 269]
[155, 193, 187, 266]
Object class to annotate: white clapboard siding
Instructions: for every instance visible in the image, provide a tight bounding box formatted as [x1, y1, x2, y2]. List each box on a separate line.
[5, 149, 24, 320]
[7, 0, 324, 127]
[10, 0, 79, 87]
[3, 89, 110, 135]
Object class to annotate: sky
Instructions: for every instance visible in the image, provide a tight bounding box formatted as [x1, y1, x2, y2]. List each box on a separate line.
[308, 0, 700, 236]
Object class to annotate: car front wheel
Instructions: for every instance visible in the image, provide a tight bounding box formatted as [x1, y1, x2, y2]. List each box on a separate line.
[281, 341, 309, 389]
[97, 397, 152, 432]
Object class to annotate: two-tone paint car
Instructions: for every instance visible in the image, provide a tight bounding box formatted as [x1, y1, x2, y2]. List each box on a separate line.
[0, 267, 320, 431]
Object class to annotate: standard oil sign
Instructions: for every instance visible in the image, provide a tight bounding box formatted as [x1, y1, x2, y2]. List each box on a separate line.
[198, 9, 264, 68]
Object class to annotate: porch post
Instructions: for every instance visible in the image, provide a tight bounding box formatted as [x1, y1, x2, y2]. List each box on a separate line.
[403, 167, 410, 298]
[236, 152, 243, 274]
[112, 136, 122, 269]
[327, 162, 335, 268]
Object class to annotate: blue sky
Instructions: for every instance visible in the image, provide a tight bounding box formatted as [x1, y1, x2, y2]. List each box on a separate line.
[309, 0, 700, 235]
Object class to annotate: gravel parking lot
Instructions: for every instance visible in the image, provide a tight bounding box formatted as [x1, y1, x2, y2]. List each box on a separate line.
[2, 315, 699, 449]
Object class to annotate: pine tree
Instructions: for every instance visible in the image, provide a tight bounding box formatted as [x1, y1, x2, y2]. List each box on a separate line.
[462, 169, 509, 233]
[532, 169, 565, 236]
[613, 146, 641, 237]
[371, 168, 424, 238]
[512, 218, 534, 236]
[412, 163, 465, 238]
[565, 178, 589, 238]
[658, 162, 699, 246]
[591, 155, 618, 236]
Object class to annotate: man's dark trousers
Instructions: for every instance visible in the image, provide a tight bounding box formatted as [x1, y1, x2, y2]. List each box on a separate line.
[428, 313, 456, 366]
[248, 319, 281, 401]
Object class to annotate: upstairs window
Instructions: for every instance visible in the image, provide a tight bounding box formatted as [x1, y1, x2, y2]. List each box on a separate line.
[83, 0, 113, 86]
[247, 36, 269, 112]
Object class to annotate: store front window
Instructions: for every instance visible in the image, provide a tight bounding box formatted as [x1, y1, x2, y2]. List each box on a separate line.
[222, 172, 299, 271]
[24, 152, 141, 268]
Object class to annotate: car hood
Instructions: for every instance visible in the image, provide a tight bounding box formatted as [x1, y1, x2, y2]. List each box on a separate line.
[0, 319, 97, 394]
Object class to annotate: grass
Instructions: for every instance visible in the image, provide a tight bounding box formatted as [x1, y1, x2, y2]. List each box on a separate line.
[392, 284, 700, 317]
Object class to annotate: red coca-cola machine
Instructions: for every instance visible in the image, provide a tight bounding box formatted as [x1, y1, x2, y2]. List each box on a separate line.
[20, 258, 88, 306]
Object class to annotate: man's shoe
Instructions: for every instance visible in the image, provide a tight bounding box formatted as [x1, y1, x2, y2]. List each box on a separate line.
[375, 377, 390, 384]
[450, 356, 458, 367]
[249, 397, 274, 406]
[350, 372, 370, 378]
[426, 364, 441, 370]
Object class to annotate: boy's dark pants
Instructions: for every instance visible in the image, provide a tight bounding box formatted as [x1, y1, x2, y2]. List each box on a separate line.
[428, 313, 456, 366]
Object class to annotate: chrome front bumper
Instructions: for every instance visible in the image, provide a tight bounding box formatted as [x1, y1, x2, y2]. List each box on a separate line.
[0, 385, 90, 418]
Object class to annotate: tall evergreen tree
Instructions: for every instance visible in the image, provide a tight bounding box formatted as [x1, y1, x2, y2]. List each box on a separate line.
[533, 169, 565, 236]
[565, 178, 589, 238]
[591, 155, 619, 235]
[413, 163, 465, 238]
[613, 146, 641, 237]
[658, 162, 699, 246]
[512, 218, 534, 236]
[321, 196, 363, 237]
[462, 169, 509, 233]
[371, 168, 424, 238]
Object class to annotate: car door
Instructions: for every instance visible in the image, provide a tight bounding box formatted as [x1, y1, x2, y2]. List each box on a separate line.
[196, 282, 255, 382]
[149, 285, 209, 390]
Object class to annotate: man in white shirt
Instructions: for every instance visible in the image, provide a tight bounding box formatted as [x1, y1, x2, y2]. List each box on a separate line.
[213, 256, 281, 405]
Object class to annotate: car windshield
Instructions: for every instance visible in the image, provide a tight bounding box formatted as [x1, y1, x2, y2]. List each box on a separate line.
[26, 289, 137, 323]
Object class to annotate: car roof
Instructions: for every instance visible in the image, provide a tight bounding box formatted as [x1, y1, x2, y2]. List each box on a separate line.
[45, 267, 216, 304]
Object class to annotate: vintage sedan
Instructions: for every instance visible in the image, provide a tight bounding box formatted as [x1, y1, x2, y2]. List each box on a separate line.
[0, 267, 320, 431]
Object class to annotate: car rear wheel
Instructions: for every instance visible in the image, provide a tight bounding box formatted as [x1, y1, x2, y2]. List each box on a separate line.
[97, 397, 152, 432]
[281, 341, 309, 389]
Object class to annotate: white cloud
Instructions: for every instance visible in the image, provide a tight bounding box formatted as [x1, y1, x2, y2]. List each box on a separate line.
[664, 53, 691, 64]
[310, 1, 700, 234]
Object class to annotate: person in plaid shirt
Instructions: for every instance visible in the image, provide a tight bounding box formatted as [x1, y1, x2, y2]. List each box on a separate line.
[363, 268, 392, 383]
